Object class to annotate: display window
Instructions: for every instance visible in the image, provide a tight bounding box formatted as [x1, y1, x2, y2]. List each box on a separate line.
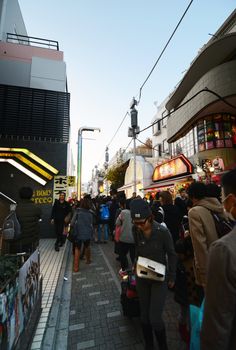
[171, 113, 236, 156]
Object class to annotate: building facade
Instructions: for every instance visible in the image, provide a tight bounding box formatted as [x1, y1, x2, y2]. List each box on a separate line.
[165, 9, 236, 184]
[0, 0, 70, 237]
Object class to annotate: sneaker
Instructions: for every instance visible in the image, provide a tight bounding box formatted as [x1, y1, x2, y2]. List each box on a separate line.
[55, 245, 59, 252]
[119, 269, 127, 278]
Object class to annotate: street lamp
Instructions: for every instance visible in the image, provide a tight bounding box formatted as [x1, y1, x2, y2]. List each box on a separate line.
[77, 126, 101, 199]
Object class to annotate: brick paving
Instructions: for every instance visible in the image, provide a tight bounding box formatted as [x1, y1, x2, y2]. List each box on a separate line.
[67, 240, 187, 350]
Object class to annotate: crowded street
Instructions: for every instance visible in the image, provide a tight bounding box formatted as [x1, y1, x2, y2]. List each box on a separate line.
[34, 239, 186, 350]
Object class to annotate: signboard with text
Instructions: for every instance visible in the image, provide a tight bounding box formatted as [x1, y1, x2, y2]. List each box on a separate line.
[152, 155, 193, 182]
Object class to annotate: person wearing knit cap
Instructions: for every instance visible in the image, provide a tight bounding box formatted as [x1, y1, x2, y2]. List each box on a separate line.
[130, 198, 176, 350]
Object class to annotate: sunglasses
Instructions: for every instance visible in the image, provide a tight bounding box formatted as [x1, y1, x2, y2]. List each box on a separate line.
[132, 217, 149, 226]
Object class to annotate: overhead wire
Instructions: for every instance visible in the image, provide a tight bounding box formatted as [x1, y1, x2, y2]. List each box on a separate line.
[139, 87, 236, 134]
[137, 0, 194, 104]
[99, 0, 194, 166]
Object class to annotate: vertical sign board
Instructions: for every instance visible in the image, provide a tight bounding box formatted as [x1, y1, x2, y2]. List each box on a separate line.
[53, 176, 76, 203]
[53, 175, 67, 203]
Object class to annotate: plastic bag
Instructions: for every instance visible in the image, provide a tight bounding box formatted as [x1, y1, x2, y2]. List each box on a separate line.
[190, 299, 204, 350]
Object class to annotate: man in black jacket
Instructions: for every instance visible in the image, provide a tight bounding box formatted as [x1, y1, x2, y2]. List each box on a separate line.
[16, 186, 42, 254]
[51, 191, 72, 251]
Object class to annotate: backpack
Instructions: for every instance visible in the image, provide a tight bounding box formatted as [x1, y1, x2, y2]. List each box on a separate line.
[211, 211, 234, 238]
[2, 210, 22, 240]
[100, 205, 110, 220]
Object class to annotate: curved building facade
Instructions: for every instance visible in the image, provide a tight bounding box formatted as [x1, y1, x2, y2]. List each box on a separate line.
[166, 11, 236, 180]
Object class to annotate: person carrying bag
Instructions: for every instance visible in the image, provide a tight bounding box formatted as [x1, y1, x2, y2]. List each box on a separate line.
[130, 199, 176, 350]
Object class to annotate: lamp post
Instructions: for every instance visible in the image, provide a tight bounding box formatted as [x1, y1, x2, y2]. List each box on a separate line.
[77, 126, 101, 199]
[128, 98, 140, 194]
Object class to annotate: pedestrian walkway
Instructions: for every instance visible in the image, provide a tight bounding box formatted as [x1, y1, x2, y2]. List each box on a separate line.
[67, 241, 186, 350]
[30, 239, 67, 350]
[33, 239, 186, 349]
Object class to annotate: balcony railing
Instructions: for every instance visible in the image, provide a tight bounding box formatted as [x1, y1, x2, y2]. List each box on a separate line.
[6, 33, 59, 51]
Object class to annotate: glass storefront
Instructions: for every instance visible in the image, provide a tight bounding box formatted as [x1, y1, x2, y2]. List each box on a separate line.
[171, 113, 236, 156]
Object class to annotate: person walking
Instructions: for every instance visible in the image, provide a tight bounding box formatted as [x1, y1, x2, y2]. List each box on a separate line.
[159, 191, 182, 245]
[51, 191, 72, 251]
[201, 168, 236, 350]
[130, 198, 176, 350]
[70, 198, 94, 272]
[115, 198, 135, 275]
[187, 182, 224, 290]
[15, 186, 41, 254]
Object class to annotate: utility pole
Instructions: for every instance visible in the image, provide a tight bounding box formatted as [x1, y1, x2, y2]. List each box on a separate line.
[104, 146, 109, 195]
[128, 98, 140, 194]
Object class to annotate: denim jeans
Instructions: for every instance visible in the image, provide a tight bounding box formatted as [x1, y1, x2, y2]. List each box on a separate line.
[98, 224, 109, 241]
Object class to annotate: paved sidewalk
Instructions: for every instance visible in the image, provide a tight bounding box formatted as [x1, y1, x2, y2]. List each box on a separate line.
[67, 241, 186, 350]
[30, 239, 67, 350]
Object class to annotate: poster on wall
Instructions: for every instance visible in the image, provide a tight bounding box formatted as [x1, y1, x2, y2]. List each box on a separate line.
[18, 250, 39, 330]
[0, 278, 20, 350]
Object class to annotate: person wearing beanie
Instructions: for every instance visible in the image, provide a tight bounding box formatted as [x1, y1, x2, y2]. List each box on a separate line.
[130, 198, 176, 350]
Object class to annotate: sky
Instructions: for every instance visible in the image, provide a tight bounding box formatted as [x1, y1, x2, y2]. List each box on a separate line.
[18, 0, 236, 183]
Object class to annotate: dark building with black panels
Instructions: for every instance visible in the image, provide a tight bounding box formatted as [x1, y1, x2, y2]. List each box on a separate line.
[0, 1, 70, 237]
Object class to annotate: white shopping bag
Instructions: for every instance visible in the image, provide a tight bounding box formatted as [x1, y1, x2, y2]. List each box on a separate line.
[136, 256, 166, 281]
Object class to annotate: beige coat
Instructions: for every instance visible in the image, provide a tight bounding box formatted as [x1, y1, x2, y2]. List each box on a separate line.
[201, 225, 236, 350]
[188, 197, 224, 288]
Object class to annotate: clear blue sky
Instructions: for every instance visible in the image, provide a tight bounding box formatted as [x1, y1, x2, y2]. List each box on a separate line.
[19, 0, 235, 183]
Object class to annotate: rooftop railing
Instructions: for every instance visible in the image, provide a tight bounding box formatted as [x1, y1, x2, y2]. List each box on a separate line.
[6, 33, 59, 51]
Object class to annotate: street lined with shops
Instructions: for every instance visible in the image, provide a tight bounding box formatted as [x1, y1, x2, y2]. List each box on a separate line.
[39, 239, 186, 350]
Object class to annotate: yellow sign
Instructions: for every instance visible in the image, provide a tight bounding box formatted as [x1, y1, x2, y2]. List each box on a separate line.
[67, 176, 76, 187]
[32, 189, 53, 205]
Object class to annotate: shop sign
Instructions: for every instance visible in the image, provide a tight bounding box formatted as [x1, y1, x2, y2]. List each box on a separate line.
[32, 189, 53, 205]
[152, 155, 193, 182]
[53, 175, 76, 202]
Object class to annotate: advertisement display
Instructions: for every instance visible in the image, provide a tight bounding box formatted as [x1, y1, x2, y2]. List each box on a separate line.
[152, 155, 193, 182]
[0, 251, 40, 350]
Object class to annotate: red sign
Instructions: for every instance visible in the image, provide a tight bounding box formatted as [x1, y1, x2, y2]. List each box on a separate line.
[152, 155, 193, 182]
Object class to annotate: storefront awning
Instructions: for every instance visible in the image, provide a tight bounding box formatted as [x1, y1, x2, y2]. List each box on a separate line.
[118, 181, 142, 192]
[143, 175, 193, 191]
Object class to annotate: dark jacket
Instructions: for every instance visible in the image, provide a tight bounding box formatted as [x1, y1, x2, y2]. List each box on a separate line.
[162, 204, 182, 244]
[16, 199, 41, 246]
[133, 221, 177, 282]
[201, 225, 236, 350]
[51, 199, 71, 223]
[71, 208, 94, 241]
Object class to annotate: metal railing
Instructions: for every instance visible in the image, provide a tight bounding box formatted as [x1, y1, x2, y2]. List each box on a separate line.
[6, 33, 59, 51]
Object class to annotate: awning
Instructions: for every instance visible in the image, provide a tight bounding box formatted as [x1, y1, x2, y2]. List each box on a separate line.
[143, 175, 193, 191]
[118, 181, 141, 192]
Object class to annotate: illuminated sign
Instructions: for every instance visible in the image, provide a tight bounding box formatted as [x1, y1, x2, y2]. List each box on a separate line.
[0, 148, 58, 185]
[0, 159, 47, 185]
[32, 189, 53, 205]
[0, 148, 58, 174]
[152, 155, 193, 182]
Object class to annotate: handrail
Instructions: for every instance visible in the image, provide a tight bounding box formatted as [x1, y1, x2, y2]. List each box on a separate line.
[6, 33, 59, 51]
[0, 192, 16, 204]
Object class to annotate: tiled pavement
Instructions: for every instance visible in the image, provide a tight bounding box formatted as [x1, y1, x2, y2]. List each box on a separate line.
[30, 239, 67, 350]
[32, 239, 186, 349]
[67, 241, 187, 350]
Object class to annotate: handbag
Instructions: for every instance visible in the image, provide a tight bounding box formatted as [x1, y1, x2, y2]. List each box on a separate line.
[136, 256, 166, 282]
[66, 226, 76, 243]
[114, 225, 122, 242]
[64, 212, 72, 225]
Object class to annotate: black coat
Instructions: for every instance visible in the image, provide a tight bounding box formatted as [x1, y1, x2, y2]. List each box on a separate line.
[16, 199, 42, 246]
[162, 204, 182, 244]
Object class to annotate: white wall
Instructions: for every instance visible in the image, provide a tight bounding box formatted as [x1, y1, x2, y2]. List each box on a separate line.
[30, 57, 66, 92]
[0, 0, 27, 41]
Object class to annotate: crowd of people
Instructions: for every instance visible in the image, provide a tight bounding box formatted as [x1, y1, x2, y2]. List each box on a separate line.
[7, 167, 236, 350]
[62, 169, 236, 350]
